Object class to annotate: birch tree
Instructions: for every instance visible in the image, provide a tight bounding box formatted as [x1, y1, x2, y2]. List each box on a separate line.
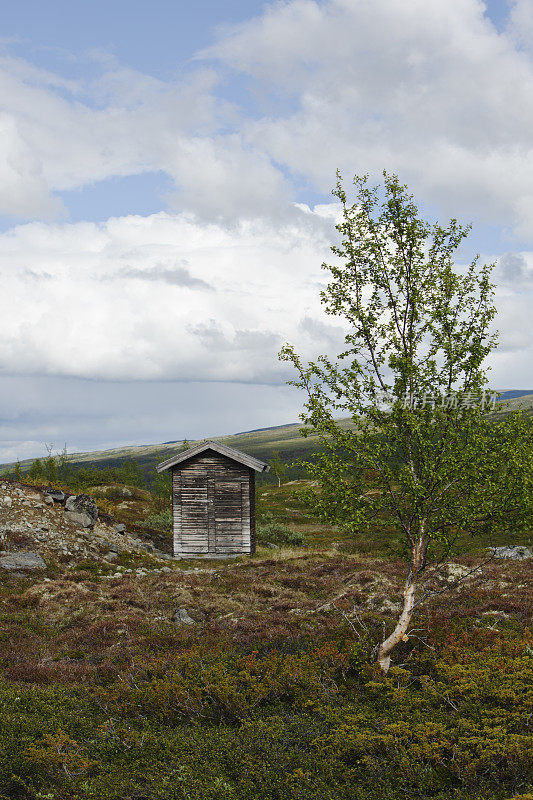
[280, 172, 533, 673]
[270, 450, 288, 488]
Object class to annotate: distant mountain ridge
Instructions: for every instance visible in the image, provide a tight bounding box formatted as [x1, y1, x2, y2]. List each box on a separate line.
[2, 391, 532, 475]
[496, 390, 533, 400]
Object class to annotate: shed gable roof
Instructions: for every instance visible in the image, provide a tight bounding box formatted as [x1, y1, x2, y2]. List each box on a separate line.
[156, 440, 270, 473]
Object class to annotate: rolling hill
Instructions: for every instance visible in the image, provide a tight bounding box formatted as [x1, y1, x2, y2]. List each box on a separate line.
[2, 390, 532, 479]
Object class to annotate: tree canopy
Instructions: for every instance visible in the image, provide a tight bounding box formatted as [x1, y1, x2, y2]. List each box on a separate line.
[281, 171, 533, 671]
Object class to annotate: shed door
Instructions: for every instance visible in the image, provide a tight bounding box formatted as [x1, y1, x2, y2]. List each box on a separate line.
[180, 469, 209, 554]
[214, 476, 244, 554]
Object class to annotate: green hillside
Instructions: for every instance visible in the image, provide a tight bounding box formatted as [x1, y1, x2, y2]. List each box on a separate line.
[0, 419, 357, 481]
[2, 393, 532, 479]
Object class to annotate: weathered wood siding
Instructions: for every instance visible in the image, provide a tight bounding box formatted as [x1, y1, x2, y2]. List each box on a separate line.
[249, 469, 256, 556]
[172, 450, 252, 557]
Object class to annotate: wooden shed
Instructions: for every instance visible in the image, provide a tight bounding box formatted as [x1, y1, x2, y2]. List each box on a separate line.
[156, 441, 269, 558]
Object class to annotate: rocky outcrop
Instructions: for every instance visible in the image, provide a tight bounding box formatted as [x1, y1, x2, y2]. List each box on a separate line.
[45, 489, 66, 503]
[491, 545, 531, 560]
[0, 479, 169, 571]
[0, 550, 46, 571]
[64, 494, 98, 528]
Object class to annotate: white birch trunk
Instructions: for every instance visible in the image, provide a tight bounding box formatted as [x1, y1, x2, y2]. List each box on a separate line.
[377, 577, 416, 672]
[377, 532, 425, 673]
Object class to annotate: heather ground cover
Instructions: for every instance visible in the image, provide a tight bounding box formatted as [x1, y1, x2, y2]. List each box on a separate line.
[0, 534, 531, 800]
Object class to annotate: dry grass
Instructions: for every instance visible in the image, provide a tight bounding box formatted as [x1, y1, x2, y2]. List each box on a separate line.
[1, 544, 530, 687]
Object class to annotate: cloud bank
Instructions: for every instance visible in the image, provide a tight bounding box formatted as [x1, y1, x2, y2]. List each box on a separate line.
[0, 209, 343, 384]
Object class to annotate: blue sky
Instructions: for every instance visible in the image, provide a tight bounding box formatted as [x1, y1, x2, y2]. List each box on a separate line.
[0, 0, 510, 228]
[2, 1, 265, 76]
[0, 0, 275, 227]
[0, 0, 518, 244]
[0, 0, 532, 461]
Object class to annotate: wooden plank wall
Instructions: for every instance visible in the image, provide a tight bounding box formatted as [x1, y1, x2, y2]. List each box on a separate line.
[172, 451, 251, 557]
[249, 468, 256, 555]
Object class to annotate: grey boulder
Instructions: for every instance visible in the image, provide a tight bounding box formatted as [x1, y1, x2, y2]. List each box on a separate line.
[45, 489, 66, 503]
[172, 608, 196, 625]
[65, 494, 98, 528]
[114, 523, 127, 534]
[0, 551, 47, 571]
[491, 545, 531, 560]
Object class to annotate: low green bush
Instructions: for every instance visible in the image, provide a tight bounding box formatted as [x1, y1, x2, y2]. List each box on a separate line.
[142, 508, 173, 532]
[256, 513, 305, 547]
[0, 631, 531, 800]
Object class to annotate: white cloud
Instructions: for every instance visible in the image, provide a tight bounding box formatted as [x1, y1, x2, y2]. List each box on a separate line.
[496, 251, 533, 285]
[204, 0, 533, 235]
[0, 208, 531, 393]
[166, 134, 294, 222]
[0, 209, 338, 384]
[3, 0, 533, 233]
[507, 0, 533, 51]
[0, 113, 64, 218]
[0, 52, 291, 222]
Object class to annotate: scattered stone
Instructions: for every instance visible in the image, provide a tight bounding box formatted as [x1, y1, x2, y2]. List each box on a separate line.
[172, 608, 196, 625]
[491, 545, 531, 561]
[0, 551, 47, 571]
[445, 563, 471, 582]
[64, 495, 98, 528]
[160, 566, 172, 573]
[114, 523, 127, 534]
[379, 599, 401, 614]
[481, 610, 510, 618]
[101, 541, 121, 554]
[44, 495, 54, 505]
[265, 542, 280, 549]
[140, 542, 155, 553]
[105, 552, 119, 562]
[45, 489, 66, 503]
[2, 497, 12, 508]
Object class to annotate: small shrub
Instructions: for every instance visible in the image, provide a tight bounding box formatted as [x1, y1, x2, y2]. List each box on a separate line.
[72, 560, 100, 575]
[142, 508, 173, 532]
[257, 513, 305, 547]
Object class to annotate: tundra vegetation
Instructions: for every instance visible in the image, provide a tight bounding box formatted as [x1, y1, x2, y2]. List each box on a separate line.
[0, 502, 531, 800]
[0, 458, 532, 800]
